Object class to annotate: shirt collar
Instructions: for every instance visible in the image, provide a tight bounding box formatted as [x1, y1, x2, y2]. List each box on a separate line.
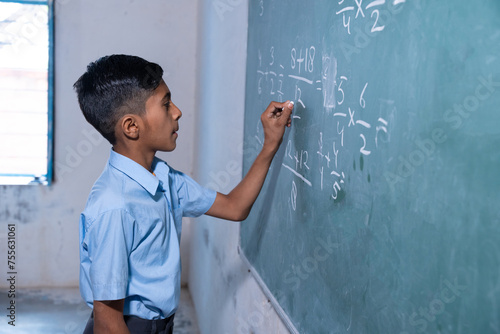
[108, 149, 162, 196]
[151, 156, 171, 179]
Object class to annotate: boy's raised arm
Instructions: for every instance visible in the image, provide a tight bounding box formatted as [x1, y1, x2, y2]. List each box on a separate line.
[206, 100, 294, 221]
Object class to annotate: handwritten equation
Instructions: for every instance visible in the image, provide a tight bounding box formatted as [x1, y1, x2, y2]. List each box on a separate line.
[336, 0, 407, 35]
[254, 41, 391, 206]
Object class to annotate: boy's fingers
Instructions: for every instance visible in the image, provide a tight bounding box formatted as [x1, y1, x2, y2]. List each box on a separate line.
[279, 101, 294, 125]
[267, 101, 294, 123]
[266, 102, 283, 118]
[267, 100, 293, 116]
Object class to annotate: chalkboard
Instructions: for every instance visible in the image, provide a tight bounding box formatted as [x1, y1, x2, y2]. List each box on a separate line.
[240, 1, 500, 333]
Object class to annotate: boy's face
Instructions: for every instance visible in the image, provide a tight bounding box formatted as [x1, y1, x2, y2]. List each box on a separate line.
[141, 80, 182, 152]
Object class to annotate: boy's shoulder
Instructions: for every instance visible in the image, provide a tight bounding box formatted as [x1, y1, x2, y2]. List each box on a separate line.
[82, 155, 174, 215]
[81, 152, 203, 219]
[82, 163, 128, 219]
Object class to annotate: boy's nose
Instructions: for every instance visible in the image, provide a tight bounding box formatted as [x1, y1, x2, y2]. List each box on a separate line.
[172, 103, 182, 120]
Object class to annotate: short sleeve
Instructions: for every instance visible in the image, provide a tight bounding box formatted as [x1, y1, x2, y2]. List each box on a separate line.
[175, 172, 216, 217]
[84, 210, 135, 301]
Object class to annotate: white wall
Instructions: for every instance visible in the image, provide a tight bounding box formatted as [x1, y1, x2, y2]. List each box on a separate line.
[0, 0, 199, 288]
[189, 1, 290, 333]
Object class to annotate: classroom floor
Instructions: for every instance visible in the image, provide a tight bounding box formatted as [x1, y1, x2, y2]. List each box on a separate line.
[0, 287, 200, 334]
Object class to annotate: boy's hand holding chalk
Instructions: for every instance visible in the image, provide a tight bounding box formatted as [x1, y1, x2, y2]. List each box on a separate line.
[204, 99, 294, 221]
[261, 100, 294, 153]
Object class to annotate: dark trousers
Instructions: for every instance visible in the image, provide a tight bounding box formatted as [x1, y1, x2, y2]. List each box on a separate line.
[83, 312, 174, 334]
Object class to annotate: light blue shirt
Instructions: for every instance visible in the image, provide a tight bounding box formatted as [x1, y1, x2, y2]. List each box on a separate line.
[79, 150, 216, 319]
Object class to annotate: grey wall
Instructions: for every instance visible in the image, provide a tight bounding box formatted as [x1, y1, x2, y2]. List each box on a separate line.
[188, 1, 290, 333]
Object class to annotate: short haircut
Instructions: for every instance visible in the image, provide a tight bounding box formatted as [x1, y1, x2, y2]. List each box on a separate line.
[73, 54, 164, 144]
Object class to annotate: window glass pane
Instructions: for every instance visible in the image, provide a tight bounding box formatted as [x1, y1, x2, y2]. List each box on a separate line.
[0, 1, 51, 185]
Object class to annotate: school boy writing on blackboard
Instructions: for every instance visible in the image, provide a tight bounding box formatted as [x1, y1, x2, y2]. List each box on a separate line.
[74, 54, 293, 334]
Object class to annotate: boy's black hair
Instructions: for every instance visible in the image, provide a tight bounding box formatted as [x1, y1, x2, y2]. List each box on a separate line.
[73, 54, 164, 144]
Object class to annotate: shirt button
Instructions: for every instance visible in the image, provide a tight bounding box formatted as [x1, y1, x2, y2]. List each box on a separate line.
[158, 180, 166, 192]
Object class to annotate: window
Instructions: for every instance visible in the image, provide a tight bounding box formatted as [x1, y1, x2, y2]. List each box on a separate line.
[0, 0, 53, 185]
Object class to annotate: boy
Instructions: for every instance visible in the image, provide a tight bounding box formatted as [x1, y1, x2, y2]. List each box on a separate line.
[74, 54, 293, 334]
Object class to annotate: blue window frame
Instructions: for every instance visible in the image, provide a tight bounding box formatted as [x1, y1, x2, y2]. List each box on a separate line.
[0, 0, 54, 185]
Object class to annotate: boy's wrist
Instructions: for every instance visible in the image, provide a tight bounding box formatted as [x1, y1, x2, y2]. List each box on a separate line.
[260, 142, 279, 159]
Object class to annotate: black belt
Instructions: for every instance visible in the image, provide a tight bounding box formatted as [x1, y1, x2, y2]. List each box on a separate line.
[124, 313, 175, 332]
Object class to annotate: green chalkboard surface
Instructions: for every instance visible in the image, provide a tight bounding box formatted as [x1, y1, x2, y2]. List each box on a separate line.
[240, 1, 500, 333]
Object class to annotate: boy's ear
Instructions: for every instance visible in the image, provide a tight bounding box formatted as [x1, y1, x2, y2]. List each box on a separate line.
[119, 114, 141, 140]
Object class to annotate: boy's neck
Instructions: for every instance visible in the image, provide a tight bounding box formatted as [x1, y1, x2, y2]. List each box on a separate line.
[113, 144, 156, 173]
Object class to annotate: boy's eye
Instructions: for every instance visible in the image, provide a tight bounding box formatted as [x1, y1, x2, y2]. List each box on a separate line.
[164, 102, 171, 110]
